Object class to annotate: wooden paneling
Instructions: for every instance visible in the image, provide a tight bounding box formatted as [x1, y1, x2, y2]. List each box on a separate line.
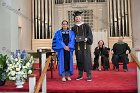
[32, 39, 52, 50]
[109, 37, 132, 49]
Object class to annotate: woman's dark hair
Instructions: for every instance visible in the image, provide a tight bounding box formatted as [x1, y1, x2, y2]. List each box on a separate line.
[61, 20, 69, 30]
[61, 20, 68, 24]
[98, 40, 104, 45]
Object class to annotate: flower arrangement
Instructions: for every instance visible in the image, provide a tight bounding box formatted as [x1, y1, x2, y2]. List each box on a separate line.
[6, 50, 34, 83]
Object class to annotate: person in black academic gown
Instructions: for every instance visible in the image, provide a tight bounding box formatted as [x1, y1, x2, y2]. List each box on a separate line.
[92, 40, 110, 71]
[111, 37, 131, 72]
[52, 20, 75, 81]
[71, 11, 93, 81]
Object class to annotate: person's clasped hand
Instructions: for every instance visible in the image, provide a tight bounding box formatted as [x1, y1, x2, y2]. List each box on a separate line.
[64, 46, 70, 51]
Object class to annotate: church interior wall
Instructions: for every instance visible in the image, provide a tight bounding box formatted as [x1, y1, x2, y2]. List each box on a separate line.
[131, 0, 140, 49]
[16, 0, 32, 51]
[0, 0, 32, 52]
[0, 0, 16, 52]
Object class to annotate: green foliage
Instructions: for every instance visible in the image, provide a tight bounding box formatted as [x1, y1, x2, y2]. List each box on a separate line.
[0, 53, 7, 81]
[0, 54, 7, 67]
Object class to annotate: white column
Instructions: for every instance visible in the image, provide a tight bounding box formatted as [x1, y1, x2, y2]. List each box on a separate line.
[29, 76, 36, 93]
[136, 51, 140, 93]
[41, 52, 47, 93]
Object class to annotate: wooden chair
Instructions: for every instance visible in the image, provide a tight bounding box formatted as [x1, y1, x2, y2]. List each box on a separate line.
[113, 61, 123, 70]
[47, 52, 58, 79]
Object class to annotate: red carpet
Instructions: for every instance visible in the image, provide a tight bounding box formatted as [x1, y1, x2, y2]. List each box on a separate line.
[0, 62, 137, 93]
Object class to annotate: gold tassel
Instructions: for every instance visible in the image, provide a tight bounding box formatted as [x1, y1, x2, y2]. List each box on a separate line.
[84, 42, 86, 49]
[78, 43, 80, 50]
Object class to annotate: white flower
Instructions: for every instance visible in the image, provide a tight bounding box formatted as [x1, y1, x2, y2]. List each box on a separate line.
[9, 76, 13, 80]
[22, 66, 27, 69]
[11, 71, 16, 76]
[16, 68, 20, 71]
[7, 67, 11, 70]
[9, 64, 13, 67]
[19, 65, 21, 69]
[11, 66, 14, 69]
[16, 62, 19, 65]
[15, 65, 18, 68]
[31, 60, 34, 64]
[26, 62, 30, 67]
[23, 75, 27, 78]
[10, 55, 13, 60]
[14, 58, 18, 61]
[28, 70, 32, 74]
[18, 60, 21, 63]
[12, 77, 16, 80]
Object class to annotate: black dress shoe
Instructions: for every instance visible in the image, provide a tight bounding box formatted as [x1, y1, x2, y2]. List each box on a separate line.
[87, 76, 92, 81]
[76, 76, 83, 80]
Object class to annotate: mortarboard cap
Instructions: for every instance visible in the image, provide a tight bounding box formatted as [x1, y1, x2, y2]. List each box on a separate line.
[73, 11, 83, 17]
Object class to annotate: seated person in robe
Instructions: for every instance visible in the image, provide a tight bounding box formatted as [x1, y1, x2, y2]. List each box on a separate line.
[52, 20, 75, 81]
[111, 37, 131, 72]
[92, 40, 110, 71]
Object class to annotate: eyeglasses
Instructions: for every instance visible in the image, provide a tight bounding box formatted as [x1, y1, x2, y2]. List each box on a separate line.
[62, 24, 68, 25]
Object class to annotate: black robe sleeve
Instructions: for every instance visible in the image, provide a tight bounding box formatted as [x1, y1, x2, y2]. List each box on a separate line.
[102, 47, 109, 57]
[112, 43, 116, 53]
[94, 47, 100, 56]
[71, 26, 76, 35]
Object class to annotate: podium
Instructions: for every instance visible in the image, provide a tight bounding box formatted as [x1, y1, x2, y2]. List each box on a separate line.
[27, 49, 57, 78]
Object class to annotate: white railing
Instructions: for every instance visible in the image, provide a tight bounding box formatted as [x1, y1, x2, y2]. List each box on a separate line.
[28, 51, 48, 93]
